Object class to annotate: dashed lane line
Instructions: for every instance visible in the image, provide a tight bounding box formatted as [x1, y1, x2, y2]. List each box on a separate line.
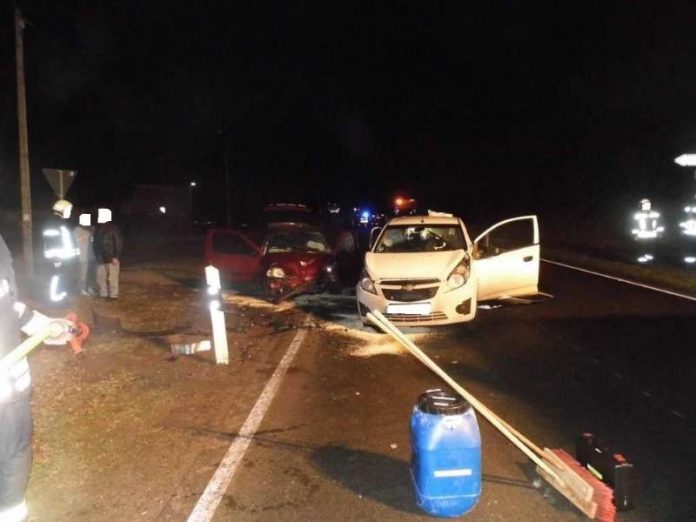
[542, 258, 696, 302]
[187, 318, 310, 522]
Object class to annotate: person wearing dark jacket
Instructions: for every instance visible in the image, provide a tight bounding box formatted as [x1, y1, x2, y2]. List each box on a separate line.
[1, 233, 73, 522]
[93, 208, 123, 300]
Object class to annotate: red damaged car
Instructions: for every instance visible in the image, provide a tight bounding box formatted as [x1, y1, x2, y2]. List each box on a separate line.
[204, 225, 339, 301]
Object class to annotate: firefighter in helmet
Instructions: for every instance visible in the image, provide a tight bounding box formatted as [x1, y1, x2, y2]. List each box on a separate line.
[631, 198, 665, 240]
[41, 200, 79, 304]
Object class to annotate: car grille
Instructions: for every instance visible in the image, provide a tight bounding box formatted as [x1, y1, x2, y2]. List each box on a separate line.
[380, 278, 440, 286]
[384, 311, 448, 323]
[382, 287, 438, 302]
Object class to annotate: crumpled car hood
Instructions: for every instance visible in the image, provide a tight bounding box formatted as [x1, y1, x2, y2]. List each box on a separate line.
[365, 250, 465, 281]
[265, 252, 332, 276]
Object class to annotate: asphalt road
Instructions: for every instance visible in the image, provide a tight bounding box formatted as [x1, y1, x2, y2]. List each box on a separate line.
[186, 261, 696, 522]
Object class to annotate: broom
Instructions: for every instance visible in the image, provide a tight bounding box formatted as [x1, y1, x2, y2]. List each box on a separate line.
[367, 310, 615, 522]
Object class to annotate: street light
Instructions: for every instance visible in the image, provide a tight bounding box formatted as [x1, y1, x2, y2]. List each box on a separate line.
[189, 181, 197, 187]
[675, 154, 696, 167]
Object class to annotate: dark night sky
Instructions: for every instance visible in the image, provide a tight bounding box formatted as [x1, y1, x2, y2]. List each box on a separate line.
[3, 1, 696, 223]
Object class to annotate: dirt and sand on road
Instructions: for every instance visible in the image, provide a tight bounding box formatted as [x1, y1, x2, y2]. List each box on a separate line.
[21, 231, 422, 521]
[24, 251, 321, 521]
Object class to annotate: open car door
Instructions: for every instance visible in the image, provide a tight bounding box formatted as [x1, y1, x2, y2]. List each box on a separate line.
[473, 216, 539, 301]
[204, 229, 262, 283]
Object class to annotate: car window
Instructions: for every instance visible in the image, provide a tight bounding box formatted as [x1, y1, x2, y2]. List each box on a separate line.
[212, 232, 256, 256]
[374, 225, 465, 253]
[266, 230, 329, 253]
[477, 219, 535, 257]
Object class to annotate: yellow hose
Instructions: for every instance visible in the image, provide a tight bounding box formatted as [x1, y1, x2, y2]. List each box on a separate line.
[0, 323, 63, 372]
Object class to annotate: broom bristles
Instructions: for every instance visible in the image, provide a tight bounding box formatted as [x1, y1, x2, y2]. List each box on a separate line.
[544, 449, 616, 522]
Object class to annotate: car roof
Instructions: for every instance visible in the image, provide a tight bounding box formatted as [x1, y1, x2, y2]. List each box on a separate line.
[386, 215, 462, 226]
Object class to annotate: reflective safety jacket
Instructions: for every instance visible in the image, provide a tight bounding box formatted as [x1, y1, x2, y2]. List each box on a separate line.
[0, 236, 34, 403]
[631, 210, 664, 239]
[42, 214, 79, 262]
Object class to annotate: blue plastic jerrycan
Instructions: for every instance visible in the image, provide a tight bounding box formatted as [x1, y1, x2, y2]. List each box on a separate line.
[410, 389, 482, 517]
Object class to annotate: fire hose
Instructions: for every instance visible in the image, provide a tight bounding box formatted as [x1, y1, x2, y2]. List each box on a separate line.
[0, 314, 89, 372]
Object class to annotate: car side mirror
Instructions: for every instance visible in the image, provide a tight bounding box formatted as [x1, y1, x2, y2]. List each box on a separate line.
[369, 227, 381, 249]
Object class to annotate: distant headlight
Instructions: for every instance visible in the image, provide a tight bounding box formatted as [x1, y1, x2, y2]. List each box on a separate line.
[266, 266, 285, 278]
[324, 262, 337, 273]
[447, 254, 470, 290]
[359, 269, 377, 294]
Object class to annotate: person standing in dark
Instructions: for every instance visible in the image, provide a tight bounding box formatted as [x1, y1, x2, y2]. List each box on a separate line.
[93, 208, 123, 300]
[73, 213, 95, 295]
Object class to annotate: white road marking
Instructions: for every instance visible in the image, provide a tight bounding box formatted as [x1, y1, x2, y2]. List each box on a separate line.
[542, 258, 696, 302]
[187, 319, 309, 522]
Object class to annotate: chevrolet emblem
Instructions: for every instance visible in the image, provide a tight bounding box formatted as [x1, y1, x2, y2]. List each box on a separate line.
[402, 284, 415, 291]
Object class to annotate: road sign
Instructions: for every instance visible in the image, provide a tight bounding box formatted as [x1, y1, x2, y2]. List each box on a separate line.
[674, 154, 696, 167]
[42, 168, 77, 198]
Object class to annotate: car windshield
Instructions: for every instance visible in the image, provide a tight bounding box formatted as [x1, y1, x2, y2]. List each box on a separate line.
[374, 225, 465, 253]
[266, 230, 329, 253]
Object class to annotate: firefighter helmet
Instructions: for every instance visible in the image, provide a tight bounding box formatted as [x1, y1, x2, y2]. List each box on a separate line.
[52, 199, 73, 219]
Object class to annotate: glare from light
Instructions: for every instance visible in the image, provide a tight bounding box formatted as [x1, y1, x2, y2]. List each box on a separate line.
[190, 181, 197, 187]
[266, 266, 285, 278]
[395, 198, 404, 206]
[685, 256, 696, 264]
[159, 206, 166, 214]
[209, 299, 221, 311]
[675, 154, 696, 166]
[680, 219, 696, 235]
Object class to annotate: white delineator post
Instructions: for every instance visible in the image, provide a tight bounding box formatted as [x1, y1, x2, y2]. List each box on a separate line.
[205, 265, 229, 365]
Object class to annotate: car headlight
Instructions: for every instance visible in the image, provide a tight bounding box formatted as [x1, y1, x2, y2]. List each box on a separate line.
[359, 269, 377, 295]
[266, 266, 285, 278]
[447, 254, 470, 290]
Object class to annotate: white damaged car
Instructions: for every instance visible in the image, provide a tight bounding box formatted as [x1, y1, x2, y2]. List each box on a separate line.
[356, 212, 540, 326]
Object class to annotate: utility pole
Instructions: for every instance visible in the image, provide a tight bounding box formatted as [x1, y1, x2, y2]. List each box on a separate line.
[15, 7, 33, 274]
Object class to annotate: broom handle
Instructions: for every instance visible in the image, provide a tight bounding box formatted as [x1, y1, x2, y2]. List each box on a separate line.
[0, 323, 62, 373]
[368, 311, 562, 482]
[368, 314, 545, 456]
